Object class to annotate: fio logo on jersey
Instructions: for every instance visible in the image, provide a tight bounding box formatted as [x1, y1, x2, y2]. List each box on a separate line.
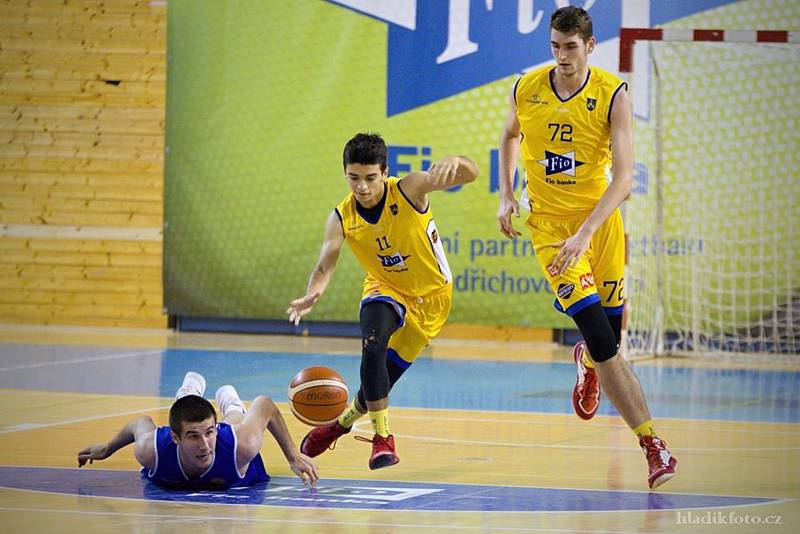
[537, 150, 584, 177]
[378, 252, 411, 269]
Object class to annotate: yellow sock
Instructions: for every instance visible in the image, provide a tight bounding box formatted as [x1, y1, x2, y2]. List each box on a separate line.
[633, 419, 657, 438]
[582, 348, 595, 369]
[369, 408, 390, 438]
[337, 400, 365, 429]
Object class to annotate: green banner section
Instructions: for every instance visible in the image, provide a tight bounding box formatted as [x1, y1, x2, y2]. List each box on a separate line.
[163, 1, 567, 327]
[163, 0, 797, 332]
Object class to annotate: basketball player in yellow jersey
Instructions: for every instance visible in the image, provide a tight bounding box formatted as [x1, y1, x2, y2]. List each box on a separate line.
[497, 6, 677, 489]
[287, 133, 478, 470]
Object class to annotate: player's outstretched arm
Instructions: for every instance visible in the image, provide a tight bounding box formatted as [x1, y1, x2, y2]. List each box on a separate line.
[77, 415, 156, 470]
[286, 210, 345, 326]
[235, 395, 320, 487]
[398, 154, 478, 211]
[497, 83, 523, 239]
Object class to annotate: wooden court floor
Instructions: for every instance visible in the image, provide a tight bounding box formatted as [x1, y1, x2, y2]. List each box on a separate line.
[0, 324, 797, 533]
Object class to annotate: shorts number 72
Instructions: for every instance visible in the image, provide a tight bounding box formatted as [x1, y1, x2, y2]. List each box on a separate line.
[602, 278, 624, 303]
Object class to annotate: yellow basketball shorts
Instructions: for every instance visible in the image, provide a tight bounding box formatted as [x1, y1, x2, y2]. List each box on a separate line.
[360, 280, 452, 369]
[525, 208, 625, 317]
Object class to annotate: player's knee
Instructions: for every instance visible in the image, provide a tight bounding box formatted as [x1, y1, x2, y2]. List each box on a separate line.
[572, 303, 619, 362]
[362, 329, 389, 352]
[584, 331, 618, 362]
[608, 313, 622, 347]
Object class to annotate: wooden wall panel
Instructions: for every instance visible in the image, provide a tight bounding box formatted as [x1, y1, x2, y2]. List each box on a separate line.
[0, 0, 167, 328]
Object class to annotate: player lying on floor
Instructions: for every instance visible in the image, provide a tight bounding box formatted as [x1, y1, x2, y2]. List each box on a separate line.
[77, 371, 319, 489]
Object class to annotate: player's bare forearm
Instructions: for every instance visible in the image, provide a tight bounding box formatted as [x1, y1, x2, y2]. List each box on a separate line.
[498, 86, 523, 201]
[289, 211, 343, 323]
[433, 155, 479, 189]
[497, 104, 524, 240]
[408, 155, 479, 195]
[265, 400, 302, 462]
[580, 173, 632, 236]
[427, 154, 479, 190]
[79, 416, 154, 466]
[106, 417, 150, 454]
[304, 261, 334, 300]
[498, 133, 520, 200]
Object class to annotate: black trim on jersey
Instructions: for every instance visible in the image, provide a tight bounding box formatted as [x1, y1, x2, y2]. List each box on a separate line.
[397, 179, 429, 214]
[333, 208, 344, 234]
[512, 76, 522, 105]
[549, 67, 591, 103]
[607, 81, 628, 123]
[355, 182, 387, 224]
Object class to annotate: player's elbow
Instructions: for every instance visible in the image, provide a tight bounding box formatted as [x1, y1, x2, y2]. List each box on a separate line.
[621, 174, 633, 196]
[613, 172, 633, 196]
[253, 395, 278, 420]
[132, 415, 156, 435]
[500, 126, 521, 145]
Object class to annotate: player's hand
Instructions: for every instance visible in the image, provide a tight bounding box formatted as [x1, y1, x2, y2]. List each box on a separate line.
[78, 444, 110, 467]
[286, 292, 320, 326]
[497, 195, 522, 239]
[289, 452, 320, 488]
[426, 156, 460, 189]
[552, 230, 591, 275]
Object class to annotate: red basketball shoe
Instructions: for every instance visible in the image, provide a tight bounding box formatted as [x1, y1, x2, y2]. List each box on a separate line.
[572, 341, 601, 420]
[300, 421, 350, 458]
[355, 434, 400, 470]
[640, 435, 678, 489]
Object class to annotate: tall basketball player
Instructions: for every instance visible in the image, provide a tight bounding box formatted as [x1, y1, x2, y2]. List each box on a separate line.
[496, 6, 677, 488]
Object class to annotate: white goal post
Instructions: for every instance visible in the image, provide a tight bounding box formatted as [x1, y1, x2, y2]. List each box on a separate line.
[618, 28, 799, 360]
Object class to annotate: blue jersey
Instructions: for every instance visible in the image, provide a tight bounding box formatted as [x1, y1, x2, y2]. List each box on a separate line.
[141, 422, 269, 489]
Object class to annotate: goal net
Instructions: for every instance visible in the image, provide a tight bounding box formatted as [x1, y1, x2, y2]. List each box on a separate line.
[621, 30, 799, 359]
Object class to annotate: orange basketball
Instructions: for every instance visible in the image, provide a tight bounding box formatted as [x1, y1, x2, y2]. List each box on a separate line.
[288, 366, 349, 426]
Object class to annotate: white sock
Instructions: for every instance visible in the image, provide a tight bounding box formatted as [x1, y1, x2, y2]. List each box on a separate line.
[215, 385, 246, 416]
[175, 371, 206, 400]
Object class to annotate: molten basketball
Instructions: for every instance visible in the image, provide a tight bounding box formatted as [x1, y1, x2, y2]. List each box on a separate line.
[288, 366, 349, 426]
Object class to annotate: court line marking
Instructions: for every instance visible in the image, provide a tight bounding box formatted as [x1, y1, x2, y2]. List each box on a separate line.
[0, 505, 674, 533]
[373, 412, 800, 435]
[0, 404, 172, 435]
[0, 349, 163, 372]
[386, 404, 800, 427]
[4, 465, 785, 502]
[350, 422, 800, 452]
[0, 476, 791, 518]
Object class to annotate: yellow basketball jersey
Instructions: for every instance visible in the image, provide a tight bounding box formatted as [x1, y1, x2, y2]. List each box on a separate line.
[336, 177, 451, 297]
[516, 65, 627, 215]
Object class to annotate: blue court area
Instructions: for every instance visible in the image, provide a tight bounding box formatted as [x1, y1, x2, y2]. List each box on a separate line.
[2, 344, 799, 423]
[0, 467, 779, 512]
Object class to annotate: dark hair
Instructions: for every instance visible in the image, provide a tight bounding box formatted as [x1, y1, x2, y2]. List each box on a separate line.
[169, 395, 216, 435]
[343, 133, 387, 172]
[550, 6, 593, 41]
